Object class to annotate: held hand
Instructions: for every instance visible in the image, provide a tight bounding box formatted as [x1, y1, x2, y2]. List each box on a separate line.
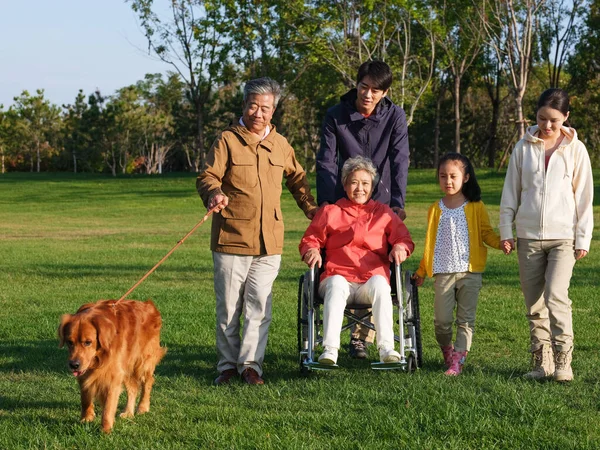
[501, 239, 515, 255]
[411, 273, 424, 287]
[391, 207, 407, 221]
[302, 248, 322, 269]
[389, 244, 408, 265]
[306, 207, 318, 220]
[575, 249, 588, 260]
[208, 193, 229, 212]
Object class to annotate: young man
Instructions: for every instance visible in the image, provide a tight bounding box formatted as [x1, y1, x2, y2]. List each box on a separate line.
[316, 60, 410, 358]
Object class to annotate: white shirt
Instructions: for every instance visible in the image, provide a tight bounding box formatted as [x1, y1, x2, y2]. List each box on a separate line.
[239, 117, 270, 140]
[433, 200, 470, 274]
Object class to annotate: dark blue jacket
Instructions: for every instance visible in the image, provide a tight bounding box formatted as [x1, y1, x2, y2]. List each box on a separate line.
[316, 89, 409, 208]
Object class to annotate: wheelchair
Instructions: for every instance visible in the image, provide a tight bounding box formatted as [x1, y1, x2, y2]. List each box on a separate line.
[297, 262, 422, 373]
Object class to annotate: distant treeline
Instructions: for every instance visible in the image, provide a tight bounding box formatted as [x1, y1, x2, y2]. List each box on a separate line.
[1, 0, 599, 175]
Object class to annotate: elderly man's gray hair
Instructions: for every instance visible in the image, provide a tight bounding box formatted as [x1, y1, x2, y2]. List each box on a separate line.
[243, 77, 282, 108]
[341, 156, 379, 186]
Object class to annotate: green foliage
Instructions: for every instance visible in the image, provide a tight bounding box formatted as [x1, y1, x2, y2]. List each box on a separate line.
[3, 1, 600, 171]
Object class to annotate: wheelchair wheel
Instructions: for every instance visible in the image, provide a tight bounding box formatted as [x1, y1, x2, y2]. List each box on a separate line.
[407, 354, 417, 373]
[297, 274, 310, 374]
[410, 276, 423, 368]
[404, 271, 423, 369]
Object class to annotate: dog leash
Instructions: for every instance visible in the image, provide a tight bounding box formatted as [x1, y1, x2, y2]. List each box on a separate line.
[116, 205, 220, 303]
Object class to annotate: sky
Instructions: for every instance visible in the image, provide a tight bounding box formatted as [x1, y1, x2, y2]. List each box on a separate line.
[0, 1, 169, 108]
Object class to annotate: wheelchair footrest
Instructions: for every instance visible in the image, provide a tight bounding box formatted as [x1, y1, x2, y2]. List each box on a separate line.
[303, 361, 341, 371]
[370, 361, 406, 371]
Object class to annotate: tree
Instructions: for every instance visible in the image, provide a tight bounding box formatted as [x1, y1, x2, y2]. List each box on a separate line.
[135, 73, 184, 174]
[539, 0, 586, 88]
[11, 90, 61, 172]
[293, 0, 436, 125]
[62, 90, 90, 173]
[0, 107, 6, 174]
[434, 0, 486, 153]
[129, 0, 231, 171]
[566, 0, 600, 166]
[482, 0, 546, 139]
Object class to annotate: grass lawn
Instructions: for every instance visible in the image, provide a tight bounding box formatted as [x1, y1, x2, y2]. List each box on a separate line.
[0, 170, 599, 449]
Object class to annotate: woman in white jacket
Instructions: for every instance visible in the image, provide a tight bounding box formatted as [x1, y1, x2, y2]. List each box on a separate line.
[500, 88, 594, 382]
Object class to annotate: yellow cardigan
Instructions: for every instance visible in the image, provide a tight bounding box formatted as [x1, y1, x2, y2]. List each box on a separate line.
[416, 200, 502, 279]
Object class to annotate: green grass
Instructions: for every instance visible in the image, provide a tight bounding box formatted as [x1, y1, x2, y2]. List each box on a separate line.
[1, 170, 599, 449]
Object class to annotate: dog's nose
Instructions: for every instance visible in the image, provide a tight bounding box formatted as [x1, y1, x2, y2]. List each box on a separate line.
[69, 360, 80, 370]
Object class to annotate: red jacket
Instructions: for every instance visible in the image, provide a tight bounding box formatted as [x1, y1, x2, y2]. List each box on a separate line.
[299, 198, 415, 283]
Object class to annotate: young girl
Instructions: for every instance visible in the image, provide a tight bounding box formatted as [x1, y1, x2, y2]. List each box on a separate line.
[500, 89, 594, 382]
[414, 153, 505, 376]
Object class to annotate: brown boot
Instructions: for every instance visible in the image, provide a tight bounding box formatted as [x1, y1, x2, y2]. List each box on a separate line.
[524, 344, 554, 380]
[553, 347, 573, 382]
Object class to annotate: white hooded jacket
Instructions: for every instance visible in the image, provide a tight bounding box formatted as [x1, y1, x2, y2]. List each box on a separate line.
[499, 125, 594, 251]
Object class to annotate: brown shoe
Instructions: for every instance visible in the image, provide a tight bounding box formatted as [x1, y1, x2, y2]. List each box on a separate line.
[241, 368, 264, 385]
[214, 368, 238, 386]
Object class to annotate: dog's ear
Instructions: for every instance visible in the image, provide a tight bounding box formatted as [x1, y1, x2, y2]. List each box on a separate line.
[58, 314, 72, 348]
[92, 315, 117, 350]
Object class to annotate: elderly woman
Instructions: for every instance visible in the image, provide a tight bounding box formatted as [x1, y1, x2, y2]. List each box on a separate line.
[299, 156, 415, 365]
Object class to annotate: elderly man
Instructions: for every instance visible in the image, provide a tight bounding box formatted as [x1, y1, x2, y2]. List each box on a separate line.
[316, 60, 410, 359]
[197, 77, 317, 386]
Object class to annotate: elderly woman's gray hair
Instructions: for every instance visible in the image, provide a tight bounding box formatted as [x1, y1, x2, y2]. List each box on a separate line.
[243, 77, 282, 108]
[341, 156, 379, 186]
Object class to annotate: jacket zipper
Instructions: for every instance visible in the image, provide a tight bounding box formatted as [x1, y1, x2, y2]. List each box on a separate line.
[540, 143, 546, 240]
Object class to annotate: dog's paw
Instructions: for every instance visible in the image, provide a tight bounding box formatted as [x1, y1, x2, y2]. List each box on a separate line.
[137, 402, 150, 415]
[80, 413, 95, 423]
[119, 411, 134, 419]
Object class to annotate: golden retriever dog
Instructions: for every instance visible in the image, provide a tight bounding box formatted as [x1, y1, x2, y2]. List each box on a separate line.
[58, 299, 166, 433]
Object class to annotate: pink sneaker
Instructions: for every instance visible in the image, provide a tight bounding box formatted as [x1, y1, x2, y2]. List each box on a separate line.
[441, 345, 454, 369]
[445, 351, 468, 376]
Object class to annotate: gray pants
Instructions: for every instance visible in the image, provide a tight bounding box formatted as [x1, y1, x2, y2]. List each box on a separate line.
[517, 239, 576, 352]
[213, 252, 281, 376]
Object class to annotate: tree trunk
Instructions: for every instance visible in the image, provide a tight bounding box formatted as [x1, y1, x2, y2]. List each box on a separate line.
[485, 66, 502, 168]
[515, 93, 525, 139]
[434, 84, 446, 169]
[196, 97, 204, 172]
[487, 99, 500, 168]
[36, 140, 41, 173]
[453, 75, 461, 154]
[73, 151, 77, 174]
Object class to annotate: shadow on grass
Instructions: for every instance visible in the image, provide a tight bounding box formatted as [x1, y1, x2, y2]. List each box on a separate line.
[0, 396, 72, 411]
[157, 343, 216, 385]
[264, 347, 443, 383]
[0, 339, 66, 374]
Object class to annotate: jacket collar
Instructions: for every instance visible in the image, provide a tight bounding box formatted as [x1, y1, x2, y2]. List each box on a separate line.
[340, 89, 392, 123]
[524, 125, 577, 147]
[336, 198, 377, 216]
[228, 123, 277, 151]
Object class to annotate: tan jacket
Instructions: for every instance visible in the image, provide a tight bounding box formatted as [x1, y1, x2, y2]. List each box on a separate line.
[197, 124, 317, 256]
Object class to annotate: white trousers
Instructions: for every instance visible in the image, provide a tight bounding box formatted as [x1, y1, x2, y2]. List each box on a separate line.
[213, 252, 281, 376]
[318, 274, 394, 350]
